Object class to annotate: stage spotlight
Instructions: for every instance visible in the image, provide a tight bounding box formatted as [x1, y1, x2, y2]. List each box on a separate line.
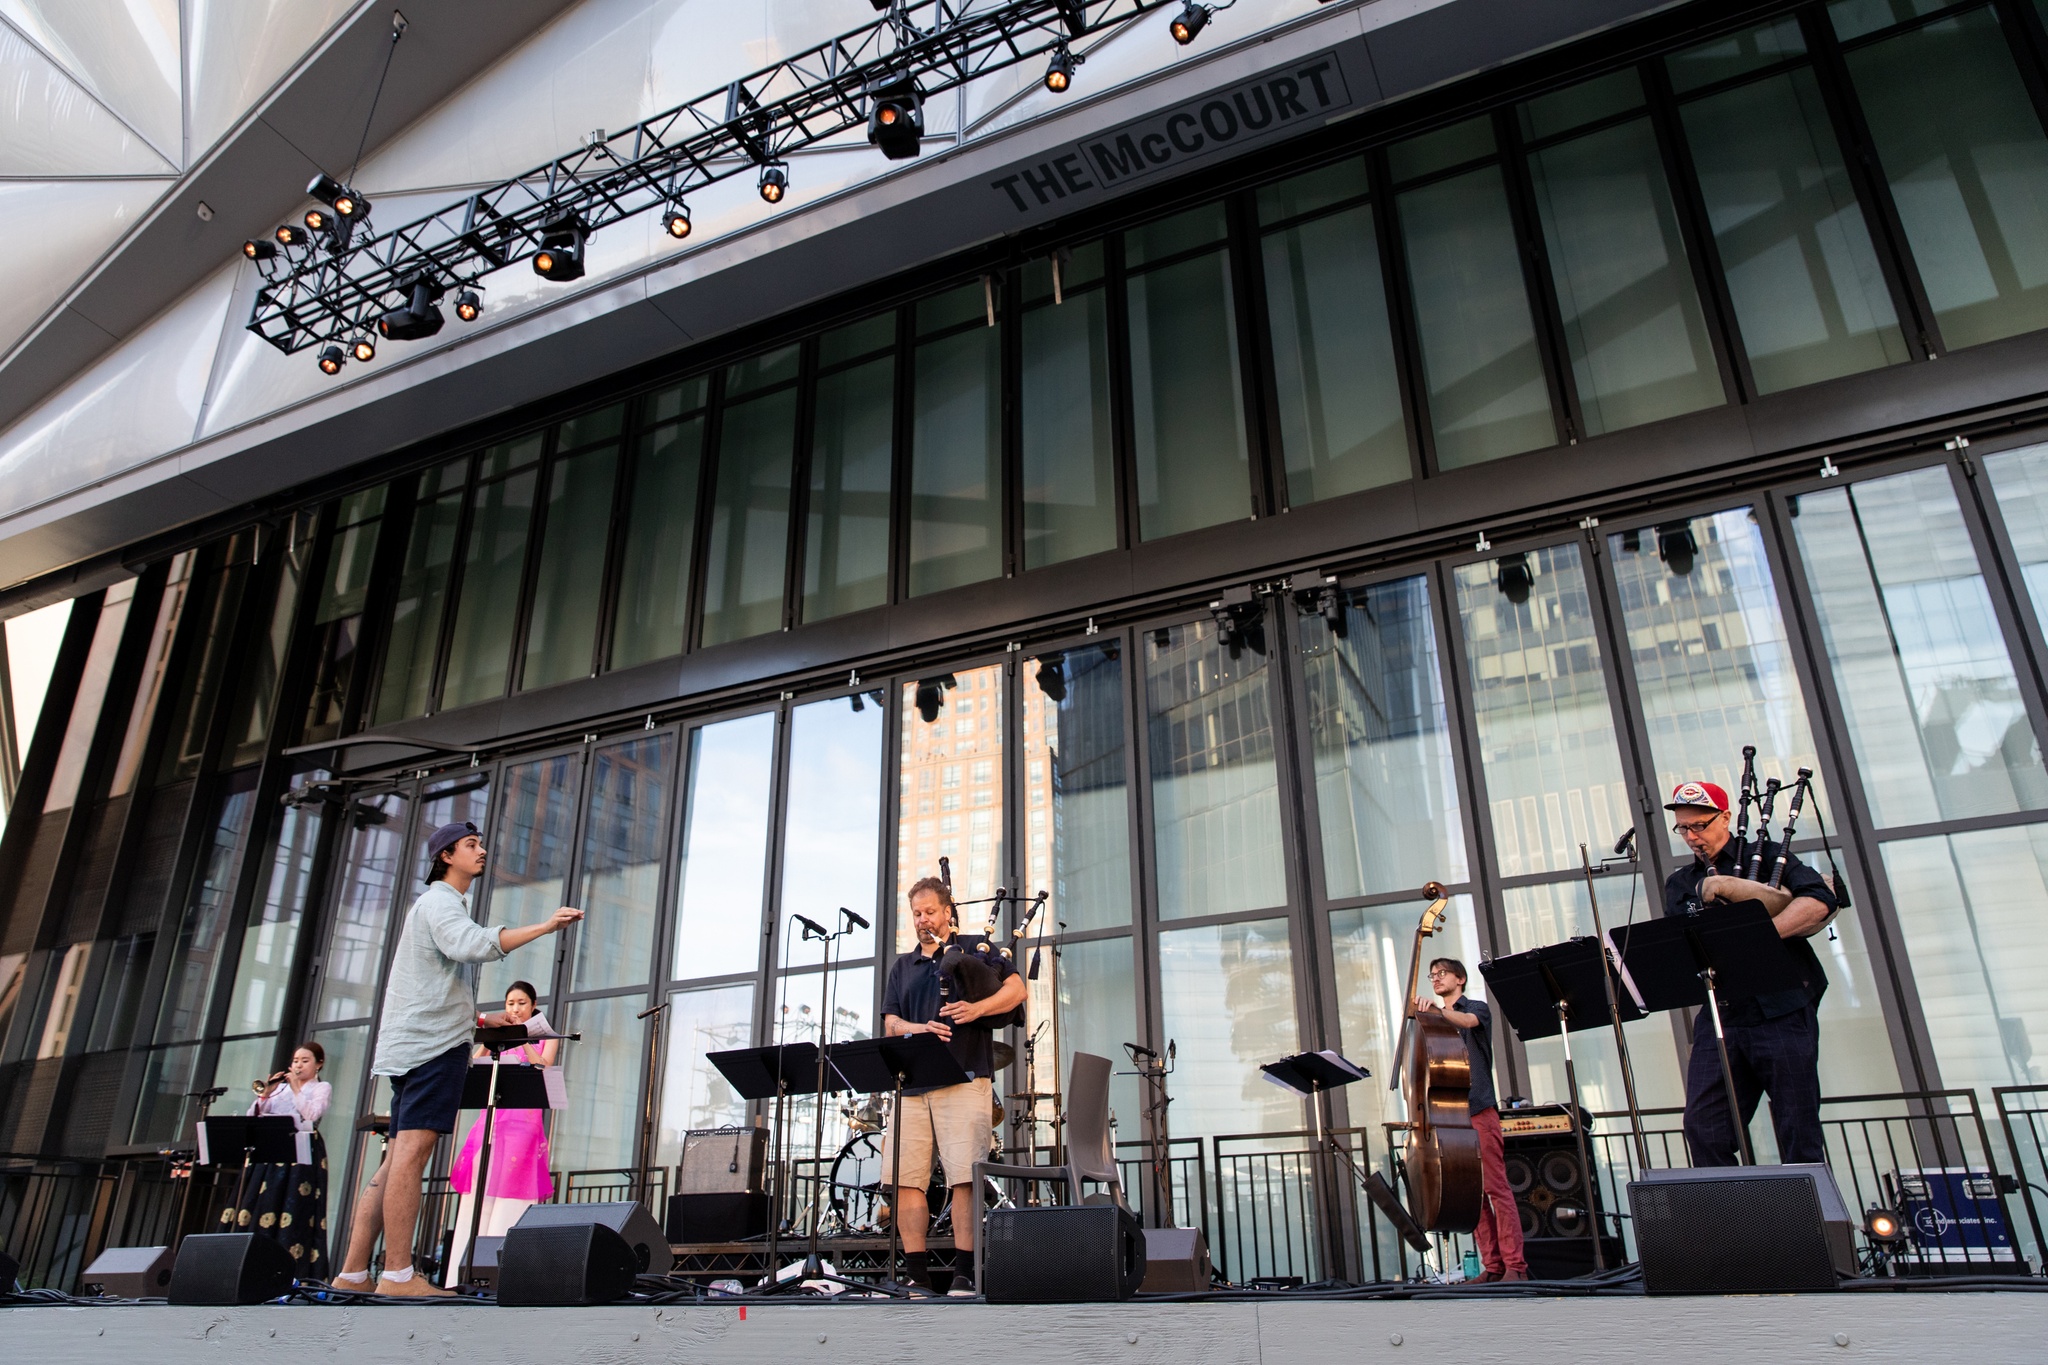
[867, 78, 924, 160]
[455, 288, 482, 322]
[1864, 1207, 1907, 1245]
[351, 336, 376, 363]
[913, 674, 957, 724]
[759, 162, 789, 204]
[333, 190, 369, 219]
[305, 208, 331, 233]
[243, 239, 276, 261]
[1035, 654, 1067, 703]
[1170, 2, 1211, 44]
[275, 224, 308, 247]
[1656, 522, 1699, 577]
[307, 172, 346, 204]
[375, 272, 445, 341]
[533, 213, 587, 281]
[663, 200, 693, 240]
[1495, 553, 1534, 605]
[1045, 46, 1076, 93]
[317, 344, 345, 375]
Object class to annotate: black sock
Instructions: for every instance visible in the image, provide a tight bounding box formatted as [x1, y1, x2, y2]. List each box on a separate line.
[905, 1251, 929, 1284]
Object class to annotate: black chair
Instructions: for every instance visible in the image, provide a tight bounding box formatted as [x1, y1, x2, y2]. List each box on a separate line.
[973, 1051, 1125, 1288]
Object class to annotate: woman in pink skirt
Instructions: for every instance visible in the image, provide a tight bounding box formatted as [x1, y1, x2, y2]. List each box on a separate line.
[444, 981, 557, 1285]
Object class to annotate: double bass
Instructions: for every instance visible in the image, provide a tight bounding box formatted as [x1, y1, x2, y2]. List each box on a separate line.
[1393, 880, 1482, 1231]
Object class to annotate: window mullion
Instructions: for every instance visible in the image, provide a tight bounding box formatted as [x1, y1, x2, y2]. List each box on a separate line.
[1493, 107, 1584, 447]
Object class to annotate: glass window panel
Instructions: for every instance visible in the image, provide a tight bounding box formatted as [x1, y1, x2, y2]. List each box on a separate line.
[43, 584, 134, 812]
[655, 982, 755, 1167]
[1609, 510, 1827, 858]
[572, 734, 672, 993]
[553, 994, 648, 1172]
[896, 664, 1006, 949]
[1388, 115, 1497, 183]
[1845, 7, 2048, 350]
[479, 433, 543, 481]
[820, 313, 896, 368]
[336, 483, 387, 527]
[130, 1042, 201, 1144]
[609, 417, 705, 671]
[34, 942, 93, 1059]
[442, 469, 537, 709]
[85, 932, 153, 1052]
[223, 794, 325, 1035]
[1398, 164, 1556, 468]
[804, 355, 894, 621]
[317, 791, 409, 1024]
[213, 1033, 280, 1111]
[1022, 934, 1140, 1142]
[1124, 202, 1228, 267]
[1881, 824, 2048, 1091]
[1257, 158, 1371, 226]
[557, 402, 624, 451]
[649, 375, 710, 423]
[1129, 249, 1252, 539]
[1829, 0, 1953, 42]
[1262, 201, 1410, 503]
[1303, 576, 1469, 898]
[782, 697, 884, 962]
[909, 322, 1003, 596]
[1527, 116, 1724, 435]
[1792, 467, 2048, 827]
[1144, 621, 1288, 919]
[111, 553, 193, 797]
[772, 966, 875, 1160]
[0, 952, 25, 1054]
[1454, 543, 1631, 876]
[156, 561, 245, 785]
[1518, 68, 1645, 142]
[674, 713, 777, 980]
[154, 768, 259, 1042]
[726, 344, 800, 399]
[1021, 287, 1117, 568]
[478, 755, 578, 1003]
[372, 487, 462, 726]
[309, 1021, 369, 1147]
[1021, 240, 1106, 303]
[1985, 442, 2048, 631]
[221, 541, 307, 770]
[316, 511, 381, 625]
[1678, 65, 1910, 394]
[1158, 918, 1299, 1136]
[521, 444, 618, 690]
[1330, 893, 1484, 1133]
[1667, 17, 1808, 94]
[305, 511, 382, 745]
[701, 389, 796, 645]
[918, 284, 988, 336]
[1022, 646, 1131, 933]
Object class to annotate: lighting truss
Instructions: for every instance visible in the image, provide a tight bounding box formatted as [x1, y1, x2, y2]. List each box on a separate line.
[248, 1, 1178, 356]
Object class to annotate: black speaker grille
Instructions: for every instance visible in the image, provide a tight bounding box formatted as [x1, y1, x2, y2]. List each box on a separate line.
[1631, 1175, 1838, 1294]
[498, 1222, 638, 1305]
[984, 1205, 1145, 1303]
[167, 1233, 296, 1304]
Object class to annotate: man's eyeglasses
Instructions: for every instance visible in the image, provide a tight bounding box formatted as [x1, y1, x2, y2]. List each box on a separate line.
[1672, 814, 1725, 835]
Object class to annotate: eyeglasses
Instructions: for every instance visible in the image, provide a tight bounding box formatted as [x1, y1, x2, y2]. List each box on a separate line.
[1672, 814, 1725, 835]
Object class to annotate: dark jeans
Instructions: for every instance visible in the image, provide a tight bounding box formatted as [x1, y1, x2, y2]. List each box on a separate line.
[1683, 1002, 1824, 1166]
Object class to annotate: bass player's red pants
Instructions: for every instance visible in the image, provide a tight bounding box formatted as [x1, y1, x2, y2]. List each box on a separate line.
[1470, 1106, 1527, 1277]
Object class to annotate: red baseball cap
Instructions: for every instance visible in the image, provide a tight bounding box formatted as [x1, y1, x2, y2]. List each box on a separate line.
[1664, 780, 1729, 813]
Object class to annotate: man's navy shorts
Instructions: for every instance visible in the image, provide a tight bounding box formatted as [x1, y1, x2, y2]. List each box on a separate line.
[388, 1043, 470, 1134]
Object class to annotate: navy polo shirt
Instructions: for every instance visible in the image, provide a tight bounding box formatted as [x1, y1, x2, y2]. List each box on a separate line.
[1663, 835, 1835, 1026]
[1451, 996, 1499, 1116]
[881, 935, 1016, 1095]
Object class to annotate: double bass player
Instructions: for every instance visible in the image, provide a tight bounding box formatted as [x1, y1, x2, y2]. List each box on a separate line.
[1418, 957, 1527, 1282]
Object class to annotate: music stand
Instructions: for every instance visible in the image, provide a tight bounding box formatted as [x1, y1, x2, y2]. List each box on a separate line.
[1261, 1051, 1376, 1262]
[1481, 938, 1639, 1270]
[454, 1024, 572, 1288]
[708, 1042, 842, 1282]
[832, 1034, 969, 1290]
[196, 1115, 305, 1235]
[1609, 900, 1804, 1166]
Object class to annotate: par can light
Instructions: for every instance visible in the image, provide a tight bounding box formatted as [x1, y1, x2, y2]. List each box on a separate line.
[1170, 2, 1211, 44]
[317, 344, 345, 375]
[758, 162, 789, 204]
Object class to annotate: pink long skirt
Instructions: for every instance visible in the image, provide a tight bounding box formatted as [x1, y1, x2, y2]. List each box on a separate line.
[450, 1106, 554, 1202]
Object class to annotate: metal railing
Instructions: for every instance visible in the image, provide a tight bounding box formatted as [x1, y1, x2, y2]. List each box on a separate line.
[1993, 1085, 2048, 1269]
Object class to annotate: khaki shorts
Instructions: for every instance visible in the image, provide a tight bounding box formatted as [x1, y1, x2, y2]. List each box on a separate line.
[881, 1076, 993, 1190]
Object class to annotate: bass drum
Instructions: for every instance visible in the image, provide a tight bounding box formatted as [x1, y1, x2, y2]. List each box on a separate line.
[826, 1130, 1007, 1235]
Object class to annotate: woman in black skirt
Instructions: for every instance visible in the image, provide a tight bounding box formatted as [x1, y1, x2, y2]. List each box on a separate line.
[225, 1041, 334, 1276]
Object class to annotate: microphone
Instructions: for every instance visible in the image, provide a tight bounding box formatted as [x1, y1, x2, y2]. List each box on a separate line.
[840, 906, 870, 930]
[793, 913, 829, 939]
[1612, 826, 1636, 857]
[636, 1003, 664, 1020]
[1127, 1042, 1158, 1061]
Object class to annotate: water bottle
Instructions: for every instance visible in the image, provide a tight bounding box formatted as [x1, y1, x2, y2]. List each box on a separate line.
[1462, 1248, 1482, 1281]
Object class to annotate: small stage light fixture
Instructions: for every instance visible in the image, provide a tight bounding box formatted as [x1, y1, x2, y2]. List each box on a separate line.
[351, 336, 376, 363]
[304, 208, 331, 233]
[308, 172, 370, 221]
[533, 214, 587, 281]
[913, 674, 958, 724]
[1045, 46, 1076, 93]
[759, 162, 789, 204]
[274, 224, 308, 247]
[663, 200, 693, 239]
[317, 344, 345, 375]
[375, 272, 446, 341]
[1656, 522, 1699, 577]
[1171, 3, 1211, 44]
[243, 239, 276, 261]
[867, 78, 924, 160]
[455, 288, 482, 322]
[1035, 654, 1067, 703]
[1495, 553, 1534, 605]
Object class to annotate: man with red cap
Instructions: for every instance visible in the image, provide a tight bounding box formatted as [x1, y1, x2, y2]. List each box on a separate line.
[1662, 780, 1837, 1166]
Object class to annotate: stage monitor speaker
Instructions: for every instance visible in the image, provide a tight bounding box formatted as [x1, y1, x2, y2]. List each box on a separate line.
[81, 1245, 174, 1297]
[510, 1200, 672, 1275]
[1140, 1226, 1210, 1292]
[459, 1235, 505, 1288]
[1630, 1165, 1854, 1294]
[167, 1233, 297, 1305]
[667, 1191, 769, 1244]
[679, 1126, 768, 1194]
[984, 1204, 1145, 1303]
[497, 1221, 638, 1306]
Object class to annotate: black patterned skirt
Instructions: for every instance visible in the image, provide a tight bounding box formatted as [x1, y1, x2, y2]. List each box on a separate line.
[218, 1132, 330, 1277]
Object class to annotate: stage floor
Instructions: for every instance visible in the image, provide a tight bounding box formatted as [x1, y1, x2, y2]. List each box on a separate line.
[7, 1292, 2047, 1365]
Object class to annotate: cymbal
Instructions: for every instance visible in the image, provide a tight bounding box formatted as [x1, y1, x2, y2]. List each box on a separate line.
[992, 1041, 1015, 1071]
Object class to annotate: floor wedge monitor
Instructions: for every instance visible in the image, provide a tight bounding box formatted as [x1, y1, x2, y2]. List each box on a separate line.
[167, 1233, 296, 1305]
[1630, 1164, 1854, 1294]
[984, 1204, 1146, 1303]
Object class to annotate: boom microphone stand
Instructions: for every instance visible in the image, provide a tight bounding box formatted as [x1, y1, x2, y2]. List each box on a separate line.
[1581, 836, 1652, 1171]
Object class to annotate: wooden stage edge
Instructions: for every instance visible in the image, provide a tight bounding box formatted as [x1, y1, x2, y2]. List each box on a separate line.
[5, 1293, 2046, 1365]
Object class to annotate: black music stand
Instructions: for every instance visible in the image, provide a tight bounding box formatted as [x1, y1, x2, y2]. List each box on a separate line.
[1261, 1051, 1378, 1258]
[1481, 938, 1640, 1270]
[832, 1034, 969, 1291]
[708, 1042, 846, 1283]
[455, 1024, 571, 1287]
[1609, 900, 1803, 1166]
[197, 1115, 304, 1235]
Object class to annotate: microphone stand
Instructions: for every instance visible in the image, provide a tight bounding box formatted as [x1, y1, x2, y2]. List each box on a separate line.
[1580, 840, 1652, 1172]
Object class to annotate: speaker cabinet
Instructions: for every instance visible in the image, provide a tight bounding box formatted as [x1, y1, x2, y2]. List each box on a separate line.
[1630, 1165, 1854, 1294]
[497, 1221, 639, 1306]
[81, 1245, 174, 1297]
[167, 1233, 297, 1305]
[458, 1236, 505, 1288]
[1502, 1119, 1621, 1278]
[510, 1201, 672, 1275]
[667, 1191, 769, 1244]
[678, 1127, 767, 1194]
[984, 1205, 1146, 1303]
[1140, 1226, 1211, 1292]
